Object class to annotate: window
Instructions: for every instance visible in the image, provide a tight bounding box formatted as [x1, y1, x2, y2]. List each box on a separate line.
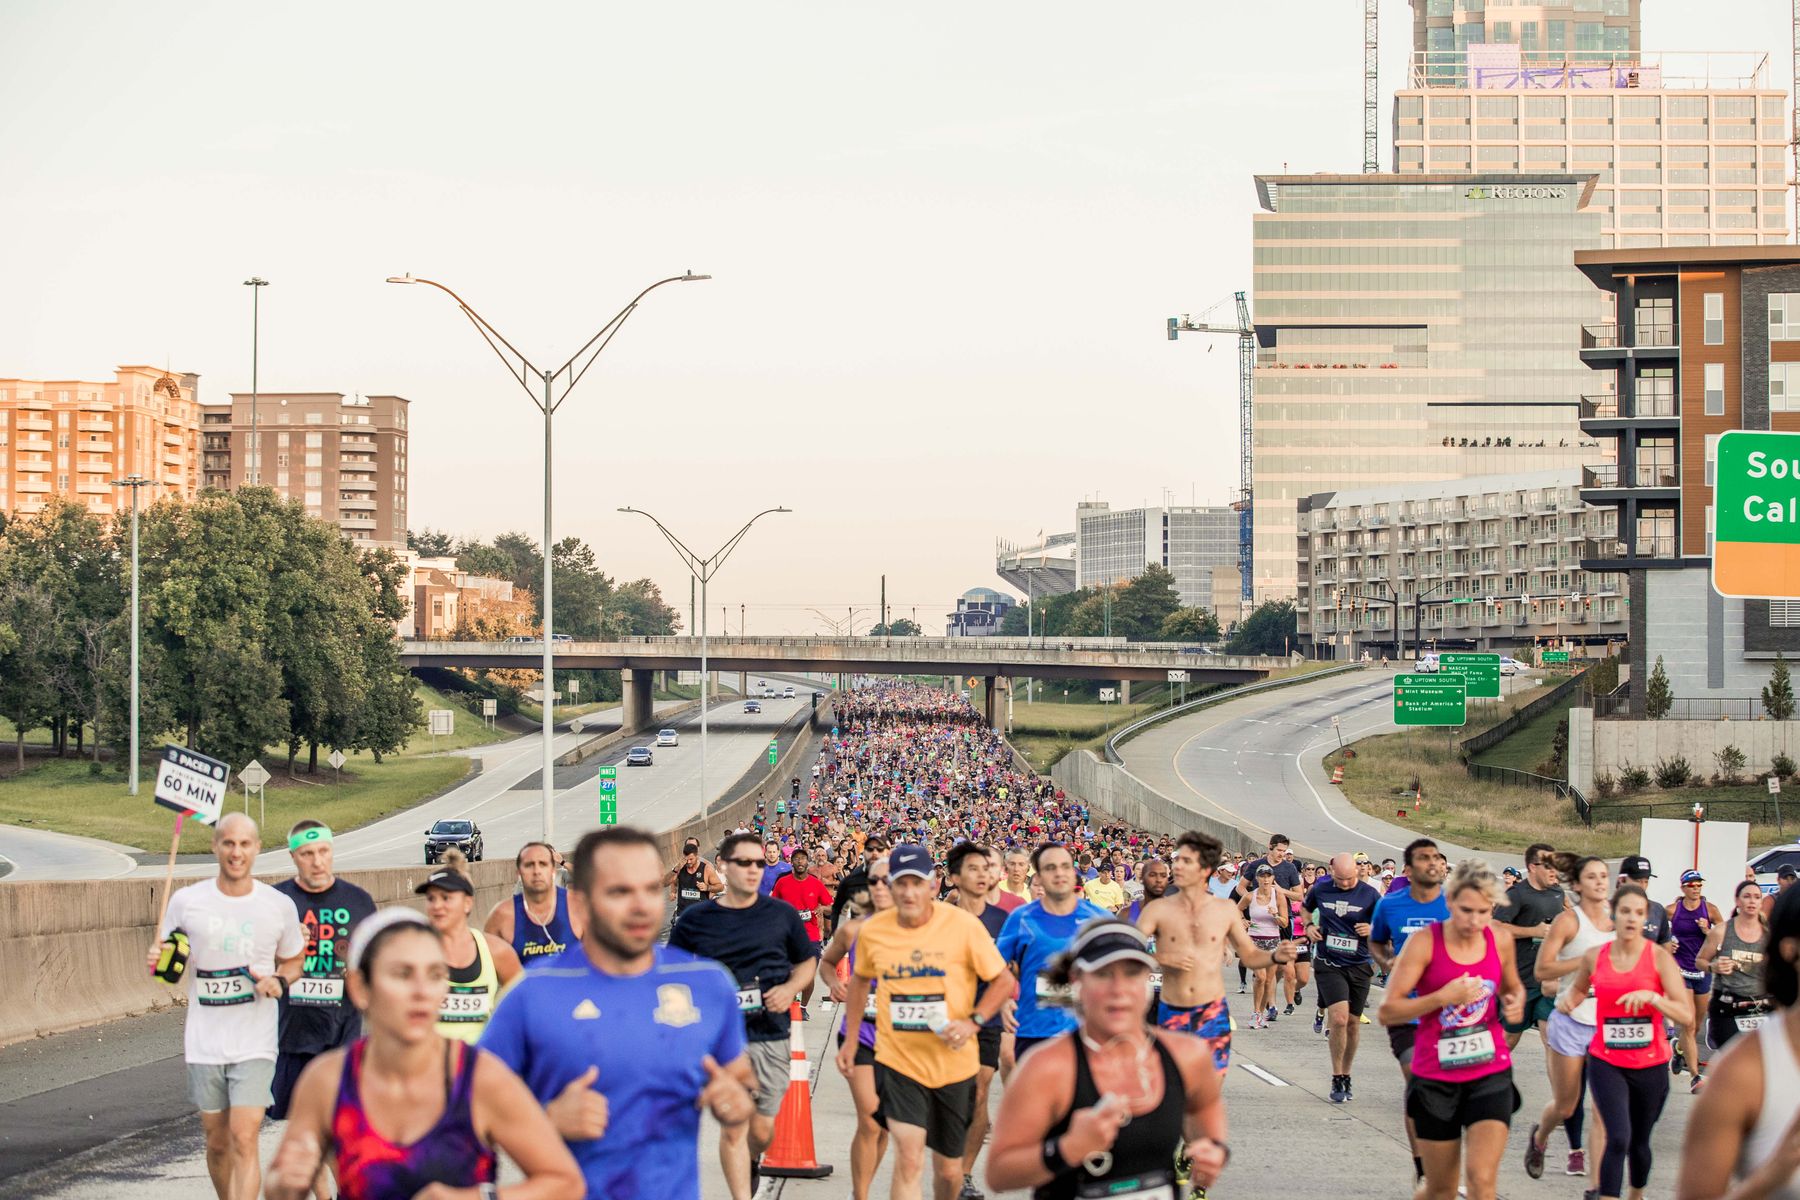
[1705, 362, 1724, 415]
[1636, 367, 1674, 416]
[1772, 363, 1800, 412]
[1705, 433, 1720, 486]
[1770, 293, 1800, 340]
[1637, 437, 1676, 488]
[1773, 600, 1800, 627]
[304, 412, 323, 425]
[1707, 505, 1716, 555]
[1704, 293, 1723, 344]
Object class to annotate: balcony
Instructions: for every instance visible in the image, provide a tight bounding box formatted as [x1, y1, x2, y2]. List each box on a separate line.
[83, 440, 114, 453]
[77, 458, 111, 473]
[17, 416, 52, 432]
[1581, 323, 1621, 349]
[338, 515, 377, 530]
[16, 395, 49, 411]
[1582, 463, 1623, 493]
[76, 479, 109, 495]
[162, 430, 183, 447]
[15, 479, 49, 493]
[340, 475, 376, 491]
[17, 436, 51, 453]
[1579, 395, 1619, 423]
[78, 419, 113, 433]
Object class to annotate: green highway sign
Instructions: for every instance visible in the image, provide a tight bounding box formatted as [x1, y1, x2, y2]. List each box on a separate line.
[598, 764, 618, 826]
[1439, 652, 1501, 698]
[1393, 674, 1467, 727]
[1714, 429, 1800, 597]
[1542, 650, 1571, 664]
[768, 738, 779, 766]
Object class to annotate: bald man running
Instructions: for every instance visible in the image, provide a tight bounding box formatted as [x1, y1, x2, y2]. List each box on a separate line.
[1304, 852, 1384, 1103]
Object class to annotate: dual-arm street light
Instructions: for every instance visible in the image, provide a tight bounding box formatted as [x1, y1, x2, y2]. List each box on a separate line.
[243, 278, 268, 485]
[110, 474, 153, 795]
[619, 506, 789, 838]
[388, 271, 710, 843]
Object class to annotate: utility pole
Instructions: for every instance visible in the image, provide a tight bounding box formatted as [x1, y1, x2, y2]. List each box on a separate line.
[111, 474, 152, 795]
[880, 574, 887, 634]
[243, 277, 268, 486]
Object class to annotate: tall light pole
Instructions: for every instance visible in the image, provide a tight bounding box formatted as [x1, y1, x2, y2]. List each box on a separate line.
[243, 278, 268, 486]
[619, 506, 789, 835]
[111, 474, 152, 795]
[389, 271, 709, 843]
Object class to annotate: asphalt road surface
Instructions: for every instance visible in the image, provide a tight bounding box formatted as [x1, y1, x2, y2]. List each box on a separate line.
[1119, 666, 1530, 867]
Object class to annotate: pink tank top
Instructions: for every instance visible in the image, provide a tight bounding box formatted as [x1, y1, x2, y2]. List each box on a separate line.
[1412, 923, 1513, 1083]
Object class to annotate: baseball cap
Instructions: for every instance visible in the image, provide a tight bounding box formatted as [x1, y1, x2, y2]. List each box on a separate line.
[1502, 866, 1523, 880]
[1066, 919, 1158, 973]
[888, 844, 934, 882]
[1779, 866, 1798, 882]
[1681, 869, 1706, 885]
[414, 869, 474, 896]
[1620, 855, 1655, 880]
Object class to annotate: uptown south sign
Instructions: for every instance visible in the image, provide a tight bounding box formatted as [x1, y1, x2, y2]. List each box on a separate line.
[1713, 430, 1800, 598]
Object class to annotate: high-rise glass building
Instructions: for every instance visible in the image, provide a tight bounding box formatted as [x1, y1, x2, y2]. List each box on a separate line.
[1250, 172, 1611, 601]
[1075, 501, 1239, 612]
[1410, 0, 1641, 84]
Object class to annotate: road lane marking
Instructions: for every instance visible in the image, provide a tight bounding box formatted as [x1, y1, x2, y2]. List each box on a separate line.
[1236, 1059, 1289, 1087]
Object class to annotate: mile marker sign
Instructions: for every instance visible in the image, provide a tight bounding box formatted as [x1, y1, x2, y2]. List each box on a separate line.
[154, 744, 230, 825]
[1714, 430, 1800, 597]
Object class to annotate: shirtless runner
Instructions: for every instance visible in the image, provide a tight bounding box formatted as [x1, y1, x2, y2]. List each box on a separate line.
[1138, 829, 1296, 1072]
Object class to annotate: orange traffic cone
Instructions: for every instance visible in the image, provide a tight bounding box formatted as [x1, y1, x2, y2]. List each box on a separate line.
[1330, 765, 1344, 785]
[760, 1001, 833, 1179]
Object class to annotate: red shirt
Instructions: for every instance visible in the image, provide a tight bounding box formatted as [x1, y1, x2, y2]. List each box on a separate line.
[991, 890, 1026, 913]
[771, 873, 834, 940]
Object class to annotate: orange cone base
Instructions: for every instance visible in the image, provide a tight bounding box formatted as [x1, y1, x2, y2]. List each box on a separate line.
[761, 1001, 834, 1178]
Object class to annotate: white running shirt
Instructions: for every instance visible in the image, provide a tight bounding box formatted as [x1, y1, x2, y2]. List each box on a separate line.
[159, 879, 304, 1065]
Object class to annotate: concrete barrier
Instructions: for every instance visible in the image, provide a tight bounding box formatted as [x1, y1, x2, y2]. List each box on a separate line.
[1052, 748, 1264, 857]
[1592, 716, 1800, 781]
[0, 858, 518, 1049]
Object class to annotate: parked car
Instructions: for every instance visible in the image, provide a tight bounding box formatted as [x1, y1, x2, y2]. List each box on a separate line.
[744, 700, 762, 714]
[655, 728, 680, 747]
[783, 685, 795, 699]
[1749, 843, 1800, 894]
[625, 745, 654, 767]
[424, 819, 483, 864]
[1414, 654, 1440, 673]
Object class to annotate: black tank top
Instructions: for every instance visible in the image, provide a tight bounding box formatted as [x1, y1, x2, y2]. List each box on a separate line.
[1036, 1033, 1186, 1200]
[675, 864, 706, 913]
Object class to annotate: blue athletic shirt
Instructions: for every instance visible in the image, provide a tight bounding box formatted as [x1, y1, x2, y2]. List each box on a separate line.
[995, 898, 1111, 1038]
[510, 888, 577, 968]
[1370, 887, 1449, 1025]
[479, 945, 746, 1200]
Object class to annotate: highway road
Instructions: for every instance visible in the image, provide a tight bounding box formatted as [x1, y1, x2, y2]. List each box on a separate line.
[0, 678, 824, 882]
[1118, 666, 1527, 867]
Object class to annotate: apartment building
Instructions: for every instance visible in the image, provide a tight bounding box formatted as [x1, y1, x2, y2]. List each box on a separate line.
[1076, 501, 1239, 612]
[1298, 469, 1626, 659]
[0, 366, 203, 518]
[1251, 172, 1610, 601]
[201, 392, 410, 548]
[1575, 245, 1800, 706]
[405, 557, 530, 639]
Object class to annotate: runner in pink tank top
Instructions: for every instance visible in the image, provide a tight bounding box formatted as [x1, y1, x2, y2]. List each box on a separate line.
[1413, 922, 1513, 1083]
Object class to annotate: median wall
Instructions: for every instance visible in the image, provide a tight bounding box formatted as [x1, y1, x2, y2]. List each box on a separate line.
[1051, 749, 1264, 857]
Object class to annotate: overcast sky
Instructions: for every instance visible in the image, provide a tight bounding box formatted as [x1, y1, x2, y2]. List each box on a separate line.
[3, 2, 1792, 633]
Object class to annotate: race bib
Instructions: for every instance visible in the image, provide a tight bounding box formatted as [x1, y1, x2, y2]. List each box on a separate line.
[1601, 1017, 1653, 1049]
[864, 996, 878, 1021]
[195, 967, 255, 1007]
[1736, 1013, 1770, 1033]
[1326, 933, 1358, 955]
[1035, 975, 1074, 1005]
[289, 976, 346, 1007]
[797, 909, 814, 922]
[1076, 1173, 1176, 1200]
[1680, 968, 1706, 982]
[736, 986, 765, 1014]
[679, 888, 701, 900]
[439, 984, 492, 1023]
[1437, 1027, 1496, 1068]
[1149, 971, 1163, 991]
[889, 992, 948, 1032]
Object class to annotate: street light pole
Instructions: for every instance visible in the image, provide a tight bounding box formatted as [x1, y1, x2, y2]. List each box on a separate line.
[243, 278, 268, 486]
[619, 506, 790, 841]
[389, 270, 709, 844]
[111, 474, 152, 794]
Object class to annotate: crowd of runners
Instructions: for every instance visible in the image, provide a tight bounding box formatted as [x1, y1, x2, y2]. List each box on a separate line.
[144, 680, 1800, 1200]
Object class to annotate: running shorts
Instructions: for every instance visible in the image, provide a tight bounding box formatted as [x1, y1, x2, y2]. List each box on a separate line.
[1283, 935, 1312, 964]
[876, 1066, 977, 1157]
[1545, 1008, 1595, 1058]
[1504, 986, 1556, 1035]
[1678, 967, 1713, 996]
[269, 1050, 317, 1121]
[1314, 960, 1374, 1017]
[836, 1031, 877, 1069]
[1156, 997, 1231, 1072]
[1388, 1021, 1417, 1068]
[1406, 1070, 1520, 1142]
[746, 1037, 792, 1118]
[977, 1022, 1001, 1070]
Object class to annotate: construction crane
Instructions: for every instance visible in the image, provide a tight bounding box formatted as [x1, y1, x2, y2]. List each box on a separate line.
[1167, 292, 1254, 604]
[1363, 0, 1379, 172]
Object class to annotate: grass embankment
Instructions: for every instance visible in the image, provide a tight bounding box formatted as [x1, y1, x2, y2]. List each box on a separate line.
[0, 681, 488, 853]
[1471, 696, 1573, 773]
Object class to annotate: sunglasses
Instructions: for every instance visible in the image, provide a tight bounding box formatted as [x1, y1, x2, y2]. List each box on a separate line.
[721, 857, 764, 868]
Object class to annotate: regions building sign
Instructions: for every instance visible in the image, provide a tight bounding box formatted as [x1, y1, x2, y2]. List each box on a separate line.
[1464, 185, 1567, 200]
[1713, 430, 1800, 598]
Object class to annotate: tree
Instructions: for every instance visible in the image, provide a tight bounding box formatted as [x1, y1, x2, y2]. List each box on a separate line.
[1113, 566, 1182, 642]
[1160, 606, 1221, 643]
[600, 578, 681, 638]
[407, 527, 455, 557]
[869, 617, 923, 637]
[1645, 655, 1673, 720]
[1000, 604, 1029, 636]
[0, 578, 59, 768]
[1764, 652, 1796, 721]
[1226, 600, 1298, 656]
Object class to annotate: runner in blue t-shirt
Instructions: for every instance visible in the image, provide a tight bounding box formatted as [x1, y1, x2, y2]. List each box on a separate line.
[480, 828, 756, 1200]
[1367, 836, 1449, 1188]
[994, 843, 1110, 1059]
[1304, 855, 1384, 1103]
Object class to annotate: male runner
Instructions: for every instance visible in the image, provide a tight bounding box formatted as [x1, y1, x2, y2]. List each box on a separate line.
[149, 813, 304, 1200]
[995, 844, 1111, 1061]
[771, 845, 834, 1010]
[485, 840, 584, 966]
[1081, 860, 1125, 912]
[1126, 858, 1170, 922]
[994, 849, 1032, 909]
[1620, 854, 1674, 946]
[270, 819, 374, 1200]
[1138, 830, 1295, 1072]
[839, 844, 1016, 1200]
[985, 846, 1024, 914]
[947, 841, 1009, 1200]
[1370, 836, 1449, 1186]
[480, 826, 757, 1200]
[1495, 843, 1564, 1050]
[662, 836, 722, 928]
[1305, 852, 1383, 1102]
[759, 840, 792, 896]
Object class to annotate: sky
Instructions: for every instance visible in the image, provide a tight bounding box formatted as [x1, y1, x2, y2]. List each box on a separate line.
[3, 1, 1794, 634]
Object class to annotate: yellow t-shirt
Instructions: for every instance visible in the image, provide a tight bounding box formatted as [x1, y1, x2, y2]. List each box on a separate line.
[853, 902, 1007, 1088]
[1083, 878, 1125, 910]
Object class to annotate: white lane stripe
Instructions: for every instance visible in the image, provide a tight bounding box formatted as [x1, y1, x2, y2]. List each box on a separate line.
[1236, 1059, 1289, 1087]
[1292, 712, 1409, 856]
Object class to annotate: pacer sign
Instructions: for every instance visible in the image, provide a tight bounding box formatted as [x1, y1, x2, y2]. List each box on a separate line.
[1715, 431, 1800, 598]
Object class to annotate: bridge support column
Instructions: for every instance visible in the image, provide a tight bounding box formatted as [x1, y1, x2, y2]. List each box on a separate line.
[621, 668, 655, 734]
[1120, 680, 1131, 704]
[984, 676, 1010, 732]
[739, 671, 749, 697]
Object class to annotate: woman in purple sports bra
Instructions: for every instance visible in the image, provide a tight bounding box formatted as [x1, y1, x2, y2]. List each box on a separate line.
[266, 908, 581, 1200]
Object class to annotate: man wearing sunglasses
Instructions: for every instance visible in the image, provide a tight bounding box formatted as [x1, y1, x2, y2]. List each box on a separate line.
[667, 831, 816, 1200]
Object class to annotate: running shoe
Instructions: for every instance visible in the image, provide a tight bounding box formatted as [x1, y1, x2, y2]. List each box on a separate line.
[1313, 1010, 1324, 1034]
[1691, 1074, 1706, 1095]
[1359, 1013, 1371, 1024]
[1328, 1074, 1348, 1103]
[1283, 1003, 1295, 1015]
[1342, 1076, 1353, 1101]
[1523, 1124, 1546, 1179]
[1238, 982, 1247, 995]
[1266, 1005, 1278, 1024]
[959, 1175, 985, 1200]
[1671, 1041, 1686, 1076]
[1565, 1150, 1585, 1176]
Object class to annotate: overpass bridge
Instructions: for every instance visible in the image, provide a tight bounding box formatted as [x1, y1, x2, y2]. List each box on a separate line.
[399, 635, 1288, 731]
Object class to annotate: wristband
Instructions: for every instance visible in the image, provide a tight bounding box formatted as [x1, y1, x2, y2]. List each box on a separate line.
[1041, 1137, 1077, 1178]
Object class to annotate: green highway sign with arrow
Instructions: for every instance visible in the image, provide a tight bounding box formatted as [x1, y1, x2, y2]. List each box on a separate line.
[1393, 674, 1467, 727]
[1439, 652, 1500, 699]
